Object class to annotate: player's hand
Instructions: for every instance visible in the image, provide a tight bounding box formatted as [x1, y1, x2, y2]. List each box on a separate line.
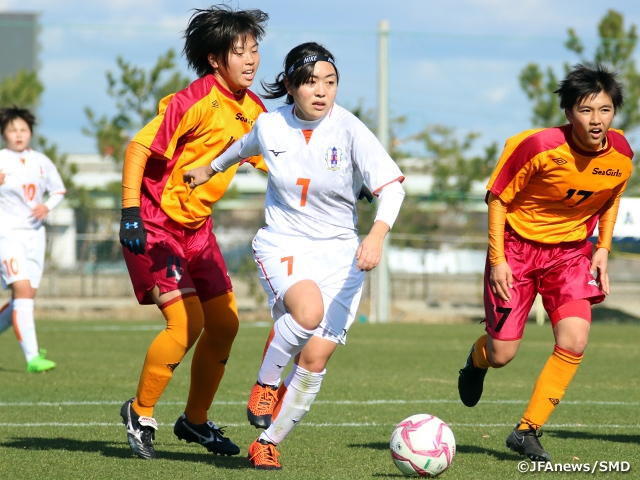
[119, 207, 147, 255]
[590, 247, 610, 295]
[356, 221, 390, 271]
[358, 184, 373, 203]
[31, 204, 49, 221]
[490, 262, 513, 302]
[183, 165, 216, 189]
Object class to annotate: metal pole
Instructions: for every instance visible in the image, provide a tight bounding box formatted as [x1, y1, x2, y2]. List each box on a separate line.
[375, 19, 391, 323]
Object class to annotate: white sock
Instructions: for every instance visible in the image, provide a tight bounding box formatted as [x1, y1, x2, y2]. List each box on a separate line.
[261, 366, 325, 445]
[258, 313, 316, 387]
[13, 299, 39, 362]
[0, 299, 13, 335]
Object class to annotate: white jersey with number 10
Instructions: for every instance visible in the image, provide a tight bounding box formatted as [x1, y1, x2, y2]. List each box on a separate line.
[0, 148, 66, 230]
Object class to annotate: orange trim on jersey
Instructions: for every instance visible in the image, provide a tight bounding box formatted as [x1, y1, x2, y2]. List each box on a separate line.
[372, 177, 405, 196]
[302, 129, 313, 144]
[122, 142, 151, 208]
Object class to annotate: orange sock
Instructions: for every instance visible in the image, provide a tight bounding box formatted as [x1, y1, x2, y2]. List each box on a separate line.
[472, 335, 492, 369]
[183, 292, 239, 424]
[133, 295, 204, 417]
[519, 345, 583, 430]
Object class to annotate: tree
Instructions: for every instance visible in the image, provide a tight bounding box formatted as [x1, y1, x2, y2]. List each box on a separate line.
[519, 9, 640, 194]
[412, 125, 498, 205]
[0, 70, 43, 107]
[83, 49, 191, 164]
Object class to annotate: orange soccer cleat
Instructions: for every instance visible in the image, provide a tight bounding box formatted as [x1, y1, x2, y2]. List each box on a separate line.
[248, 438, 282, 470]
[247, 381, 279, 428]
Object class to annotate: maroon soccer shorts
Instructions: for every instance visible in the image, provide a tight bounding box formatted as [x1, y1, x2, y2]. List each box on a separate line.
[483, 227, 605, 341]
[123, 196, 232, 305]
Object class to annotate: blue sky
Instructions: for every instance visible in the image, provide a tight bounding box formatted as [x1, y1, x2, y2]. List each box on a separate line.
[2, 0, 640, 156]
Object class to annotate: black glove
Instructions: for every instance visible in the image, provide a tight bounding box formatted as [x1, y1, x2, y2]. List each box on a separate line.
[119, 207, 147, 255]
[358, 184, 374, 203]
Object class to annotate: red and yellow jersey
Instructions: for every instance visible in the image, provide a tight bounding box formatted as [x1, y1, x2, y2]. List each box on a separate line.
[487, 124, 633, 244]
[133, 74, 267, 229]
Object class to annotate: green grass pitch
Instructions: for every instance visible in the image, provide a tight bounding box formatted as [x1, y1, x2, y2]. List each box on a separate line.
[0, 318, 638, 479]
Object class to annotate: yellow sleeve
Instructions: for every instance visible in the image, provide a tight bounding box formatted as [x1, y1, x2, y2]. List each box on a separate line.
[122, 142, 151, 208]
[488, 193, 508, 266]
[596, 195, 621, 251]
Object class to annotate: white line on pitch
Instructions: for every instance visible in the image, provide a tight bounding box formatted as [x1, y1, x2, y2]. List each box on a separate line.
[0, 399, 637, 407]
[0, 422, 638, 428]
[37, 322, 272, 332]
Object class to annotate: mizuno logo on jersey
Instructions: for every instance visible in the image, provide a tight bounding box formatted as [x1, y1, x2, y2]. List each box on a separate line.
[552, 157, 567, 165]
[235, 112, 254, 126]
[592, 167, 622, 177]
[269, 150, 286, 157]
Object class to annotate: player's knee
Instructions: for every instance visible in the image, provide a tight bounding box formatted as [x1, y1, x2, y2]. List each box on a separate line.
[291, 303, 324, 331]
[486, 349, 516, 368]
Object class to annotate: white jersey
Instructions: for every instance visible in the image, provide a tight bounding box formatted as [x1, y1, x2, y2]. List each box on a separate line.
[237, 103, 404, 240]
[0, 148, 66, 230]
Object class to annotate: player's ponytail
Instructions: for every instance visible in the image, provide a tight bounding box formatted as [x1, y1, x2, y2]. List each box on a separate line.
[261, 42, 339, 104]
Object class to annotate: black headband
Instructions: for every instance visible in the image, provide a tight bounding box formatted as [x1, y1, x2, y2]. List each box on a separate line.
[286, 54, 335, 76]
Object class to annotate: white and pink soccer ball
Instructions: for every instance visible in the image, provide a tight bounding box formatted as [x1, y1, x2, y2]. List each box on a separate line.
[390, 414, 456, 477]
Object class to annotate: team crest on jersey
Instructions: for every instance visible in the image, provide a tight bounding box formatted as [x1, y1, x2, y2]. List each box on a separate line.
[325, 146, 344, 171]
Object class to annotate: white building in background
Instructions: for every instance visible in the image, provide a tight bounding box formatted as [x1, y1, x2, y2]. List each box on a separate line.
[593, 197, 640, 241]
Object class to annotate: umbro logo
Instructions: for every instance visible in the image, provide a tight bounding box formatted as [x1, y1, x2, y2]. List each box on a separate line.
[221, 357, 229, 365]
[588, 279, 598, 286]
[552, 157, 567, 165]
[269, 150, 286, 157]
[549, 398, 560, 406]
[167, 362, 180, 371]
[212, 100, 219, 108]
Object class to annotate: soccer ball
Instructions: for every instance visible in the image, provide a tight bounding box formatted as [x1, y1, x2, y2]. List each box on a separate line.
[389, 414, 456, 477]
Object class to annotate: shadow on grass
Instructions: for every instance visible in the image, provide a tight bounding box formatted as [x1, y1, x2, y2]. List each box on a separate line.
[548, 430, 640, 444]
[591, 306, 640, 323]
[0, 436, 251, 468]
[350, 441, 519, 462]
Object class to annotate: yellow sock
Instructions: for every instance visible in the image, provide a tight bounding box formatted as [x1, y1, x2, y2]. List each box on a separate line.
[519, 345, 582, 431]
[472, 335, 492, 369]
[133, 295, 204, 417]
[183, 292, 239, 424]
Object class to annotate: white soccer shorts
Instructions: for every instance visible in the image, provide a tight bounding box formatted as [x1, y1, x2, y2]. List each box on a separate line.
[0, 227, 46, 290]
[252, 228, 365, 345]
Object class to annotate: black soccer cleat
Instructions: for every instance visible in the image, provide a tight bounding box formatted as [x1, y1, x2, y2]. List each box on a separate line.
[120, 398, 157, 459]
[506, 424, 552, 462]
[174, 413, 240, 456]
[458, 345, 488, 407]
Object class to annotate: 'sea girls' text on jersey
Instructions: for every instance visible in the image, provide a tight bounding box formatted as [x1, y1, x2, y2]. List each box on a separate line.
[132, 74, 267, 229]
[487, 124, 633, 244]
